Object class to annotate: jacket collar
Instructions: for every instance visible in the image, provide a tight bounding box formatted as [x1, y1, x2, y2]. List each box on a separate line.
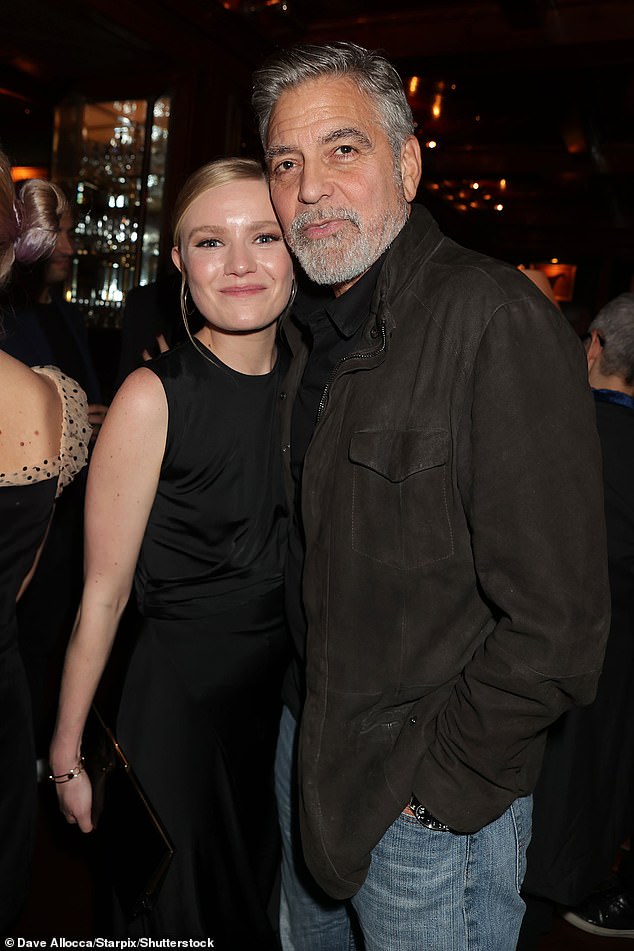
[281, 204, 444, 355]
[376, 204, 444, 308]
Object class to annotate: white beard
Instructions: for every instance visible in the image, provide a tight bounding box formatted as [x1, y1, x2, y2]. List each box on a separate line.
[286, 202, 408, 286]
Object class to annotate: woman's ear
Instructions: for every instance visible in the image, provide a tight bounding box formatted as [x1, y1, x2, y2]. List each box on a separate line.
[400, 136, 422, 203]
[171, 246, 182, 273]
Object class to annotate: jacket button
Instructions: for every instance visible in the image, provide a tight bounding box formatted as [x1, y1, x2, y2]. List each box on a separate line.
[279, 391, 287, 400]
[370, 327, 379, 338]
[409, 716, 417, 725]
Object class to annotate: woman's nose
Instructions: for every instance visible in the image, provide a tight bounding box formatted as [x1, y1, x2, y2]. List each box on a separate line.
[225, 245, 256, 276]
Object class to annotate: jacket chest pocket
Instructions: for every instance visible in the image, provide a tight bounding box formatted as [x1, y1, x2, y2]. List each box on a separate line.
[349, 429, 454, 569]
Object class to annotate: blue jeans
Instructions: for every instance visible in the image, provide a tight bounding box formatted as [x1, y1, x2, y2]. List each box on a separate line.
[275, 705, 359, 950]
[351, 795, 532, 951]
[276, 704, 532, 950]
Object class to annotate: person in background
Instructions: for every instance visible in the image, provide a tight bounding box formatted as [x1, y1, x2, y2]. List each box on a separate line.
[115, 272, 192, 388]
[50, 158, 295, 942]
[0, 189, 107, 763]
[518, 266, 560, 308]
[0, 150, 89, 931]
[519, 292, 634, 946]
[0, 193, 105, 422]
[251, 41, 610, 950]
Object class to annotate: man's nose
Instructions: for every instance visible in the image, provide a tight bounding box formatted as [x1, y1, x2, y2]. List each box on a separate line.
[297, 157, 333, 205]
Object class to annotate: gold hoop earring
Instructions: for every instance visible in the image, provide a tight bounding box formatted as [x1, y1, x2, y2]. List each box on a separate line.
[179, 274, 221, 369]
[181, 285, 195, 317]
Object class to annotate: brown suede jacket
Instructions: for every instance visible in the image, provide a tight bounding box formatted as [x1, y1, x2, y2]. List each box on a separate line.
[280, 204, 610, 900]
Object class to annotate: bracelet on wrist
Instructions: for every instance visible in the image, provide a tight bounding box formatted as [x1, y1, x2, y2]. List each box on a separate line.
[49, 756, 85, 784]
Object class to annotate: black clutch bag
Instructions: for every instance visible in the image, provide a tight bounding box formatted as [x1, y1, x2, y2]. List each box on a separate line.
[82, 705, 175, 920]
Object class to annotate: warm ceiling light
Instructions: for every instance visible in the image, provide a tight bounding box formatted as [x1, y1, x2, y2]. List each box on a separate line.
[472, 182, 480, 190]
[0, 86, 30, 103]
[499, 178, 507, 190]
[551, 257, 559, 264]
[495, 203, 504, 212]
[432, 94, 442, 119]
[409, 77, 420, 95]
[11, 166, 48, 182]
[426, 140, 437, 149]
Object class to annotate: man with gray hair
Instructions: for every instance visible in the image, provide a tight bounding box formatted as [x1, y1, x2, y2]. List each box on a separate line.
[520, 293, 634, 945]
[586, 292, 634, 393]
[252, 41, 610, 949]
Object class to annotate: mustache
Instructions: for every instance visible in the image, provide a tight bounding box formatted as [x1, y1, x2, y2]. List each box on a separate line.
[288, 207, 363, 242]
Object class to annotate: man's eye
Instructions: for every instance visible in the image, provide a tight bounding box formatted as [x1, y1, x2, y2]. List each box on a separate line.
[335, 145, 355, 155]
[274, 160, 296, 174]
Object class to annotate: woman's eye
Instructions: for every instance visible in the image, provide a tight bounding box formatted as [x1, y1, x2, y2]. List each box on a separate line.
[196, 238, 221, 248]
[255, 233, 282, 244]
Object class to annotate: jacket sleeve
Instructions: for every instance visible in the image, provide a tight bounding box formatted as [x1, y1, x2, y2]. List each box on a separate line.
[416, 294, 611, 833]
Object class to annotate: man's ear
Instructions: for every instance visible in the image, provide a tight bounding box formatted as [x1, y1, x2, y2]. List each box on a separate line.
[400, 135, 422, 202]
[586, 329, 604, 375]
[171, 246, 182, 273]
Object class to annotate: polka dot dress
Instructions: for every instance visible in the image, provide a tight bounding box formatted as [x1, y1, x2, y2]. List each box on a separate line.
[0, 366, 90, 497]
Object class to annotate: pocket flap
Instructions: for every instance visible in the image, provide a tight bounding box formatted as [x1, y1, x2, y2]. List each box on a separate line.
[349, 429, 449, 483]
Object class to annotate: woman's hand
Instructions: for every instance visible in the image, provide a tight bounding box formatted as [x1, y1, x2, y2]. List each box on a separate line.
[53, 769, 94, 833]
[88, 403, 109, 442]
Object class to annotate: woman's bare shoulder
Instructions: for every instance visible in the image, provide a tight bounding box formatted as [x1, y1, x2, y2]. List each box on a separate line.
[0, 352, 62, 471]
[107, 366, 167, 427]
[92, 366, 167, 459]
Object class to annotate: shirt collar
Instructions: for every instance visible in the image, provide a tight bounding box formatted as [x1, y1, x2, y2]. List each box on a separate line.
[592, 387, 634, 412]
[294, 252, 387, 340]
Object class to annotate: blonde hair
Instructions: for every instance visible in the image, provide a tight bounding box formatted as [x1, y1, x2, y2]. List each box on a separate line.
[171, 157, 294, 366]
[172, 157, 267, 251]
[0, 150, 68, 285]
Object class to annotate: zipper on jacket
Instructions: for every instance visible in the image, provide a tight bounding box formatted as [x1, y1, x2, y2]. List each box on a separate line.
[316, 317, 388, 424]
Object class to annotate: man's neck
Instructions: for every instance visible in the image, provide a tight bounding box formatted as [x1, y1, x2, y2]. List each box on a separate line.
[590, 372, 634, 398]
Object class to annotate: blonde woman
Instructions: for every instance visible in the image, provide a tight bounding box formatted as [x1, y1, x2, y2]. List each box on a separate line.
[51, 158, 294, 942]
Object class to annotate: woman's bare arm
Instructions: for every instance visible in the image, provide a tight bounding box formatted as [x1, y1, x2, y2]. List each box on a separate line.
[49, 366, 167, 831]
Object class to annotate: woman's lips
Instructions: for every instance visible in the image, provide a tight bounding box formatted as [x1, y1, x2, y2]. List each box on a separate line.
[220, 285, 267, 296]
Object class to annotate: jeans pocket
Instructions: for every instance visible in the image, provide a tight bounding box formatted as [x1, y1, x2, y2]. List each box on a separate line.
[509, 794, 533, 891]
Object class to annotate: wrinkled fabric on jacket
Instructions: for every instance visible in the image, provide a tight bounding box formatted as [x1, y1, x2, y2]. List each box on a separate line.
[279, 204, 611, 900]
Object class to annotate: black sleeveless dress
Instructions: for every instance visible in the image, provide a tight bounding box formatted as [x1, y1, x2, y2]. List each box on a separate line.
[116, 340, 289, 943]
[0, 367, 88, 930]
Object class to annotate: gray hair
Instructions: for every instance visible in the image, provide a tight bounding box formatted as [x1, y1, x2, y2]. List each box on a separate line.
[172, 157, 266, 251]
[588, 292, 634, 386]
[252, 41, 414, 158]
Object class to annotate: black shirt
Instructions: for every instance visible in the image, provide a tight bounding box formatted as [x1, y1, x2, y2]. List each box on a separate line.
[32, 301, 89, 394]
[284, 256, 386, 717]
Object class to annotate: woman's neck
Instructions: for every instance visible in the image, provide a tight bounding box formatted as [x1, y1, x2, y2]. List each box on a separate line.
[196, 324, 277, 375]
